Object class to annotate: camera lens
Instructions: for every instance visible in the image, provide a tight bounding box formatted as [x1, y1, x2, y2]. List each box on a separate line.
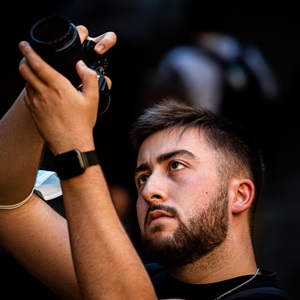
[29, 15, 84, 87]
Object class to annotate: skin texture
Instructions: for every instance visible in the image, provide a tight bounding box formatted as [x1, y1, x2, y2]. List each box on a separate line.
[0, 28, 156, 300]
[0, 23, 261, 300]
[135, 127, 257, 283]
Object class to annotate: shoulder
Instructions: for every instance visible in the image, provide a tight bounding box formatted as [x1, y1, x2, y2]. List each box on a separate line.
[224, 269, 294, 300]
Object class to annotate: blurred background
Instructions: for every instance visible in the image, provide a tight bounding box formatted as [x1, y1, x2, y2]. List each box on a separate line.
[1, 1, 299, 299]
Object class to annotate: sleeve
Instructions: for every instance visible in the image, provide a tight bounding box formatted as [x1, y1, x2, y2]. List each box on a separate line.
[34, 170, 62, 201]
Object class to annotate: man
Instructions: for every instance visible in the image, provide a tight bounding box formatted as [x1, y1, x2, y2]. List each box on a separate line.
[130, 99, 292, 299]
[0, 26, 293, 300]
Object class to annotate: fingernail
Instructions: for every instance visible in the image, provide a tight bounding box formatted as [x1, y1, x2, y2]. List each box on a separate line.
[19, 41, 26, 49]
[95, 44, 104, 53]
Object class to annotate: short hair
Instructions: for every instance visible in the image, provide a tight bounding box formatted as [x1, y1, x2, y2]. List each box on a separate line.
[130, 98, 265, 232]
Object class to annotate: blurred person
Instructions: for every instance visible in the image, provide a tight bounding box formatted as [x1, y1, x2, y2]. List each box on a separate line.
[0, 24, 294, 300]
[145, 32, 281, 169]
[150, 32, 279, 113]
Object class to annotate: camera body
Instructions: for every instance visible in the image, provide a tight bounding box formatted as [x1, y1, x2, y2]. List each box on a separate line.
[29, 15, 109, 105]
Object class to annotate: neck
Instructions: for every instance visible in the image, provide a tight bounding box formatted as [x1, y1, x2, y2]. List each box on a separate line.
[168, 237, 257, 284]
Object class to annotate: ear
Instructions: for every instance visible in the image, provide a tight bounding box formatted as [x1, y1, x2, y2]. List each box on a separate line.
[229, 178, 255, 214]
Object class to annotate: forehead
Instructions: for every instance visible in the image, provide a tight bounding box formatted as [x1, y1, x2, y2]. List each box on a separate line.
[137, 127, 217, 165]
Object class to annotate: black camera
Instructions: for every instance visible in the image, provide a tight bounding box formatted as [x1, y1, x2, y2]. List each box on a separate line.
[29, 15, 110, 112]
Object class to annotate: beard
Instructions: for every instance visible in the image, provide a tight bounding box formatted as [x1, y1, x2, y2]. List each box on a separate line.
[140, 186, 229, 268]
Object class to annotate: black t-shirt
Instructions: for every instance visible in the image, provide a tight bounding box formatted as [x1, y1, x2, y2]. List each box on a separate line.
[144, 261, 294, 300]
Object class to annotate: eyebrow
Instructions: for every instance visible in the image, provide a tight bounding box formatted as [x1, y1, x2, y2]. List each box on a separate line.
[135, 149, 195, 175]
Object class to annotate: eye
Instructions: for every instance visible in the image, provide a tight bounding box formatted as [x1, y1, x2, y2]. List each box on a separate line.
[136, 173, 149, 187]
[170, 160, 185, 171]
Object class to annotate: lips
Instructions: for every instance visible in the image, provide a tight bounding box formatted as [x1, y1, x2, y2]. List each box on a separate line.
[148, 210, 173, 225]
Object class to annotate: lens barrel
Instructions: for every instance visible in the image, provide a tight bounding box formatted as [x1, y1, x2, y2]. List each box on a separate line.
[29, 15, 85, 87]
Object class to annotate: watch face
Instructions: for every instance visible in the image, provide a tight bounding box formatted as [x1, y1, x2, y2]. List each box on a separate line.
[54, 150, 86, 180]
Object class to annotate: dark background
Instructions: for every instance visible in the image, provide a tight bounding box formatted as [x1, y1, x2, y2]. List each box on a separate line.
[1, 1, 299, 299]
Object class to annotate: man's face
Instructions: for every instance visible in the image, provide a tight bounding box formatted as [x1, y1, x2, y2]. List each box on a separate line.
[135, 127, 229, 267]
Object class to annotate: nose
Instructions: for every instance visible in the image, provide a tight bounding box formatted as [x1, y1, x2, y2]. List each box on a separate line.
[141, 173, 167, 204]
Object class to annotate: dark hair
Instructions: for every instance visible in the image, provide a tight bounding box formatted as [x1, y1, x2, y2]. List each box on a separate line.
[130, 98, 265, 232]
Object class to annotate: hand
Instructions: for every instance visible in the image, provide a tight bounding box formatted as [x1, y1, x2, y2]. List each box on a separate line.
[19, 29, 117, 155]
[76, 26, 117, 88]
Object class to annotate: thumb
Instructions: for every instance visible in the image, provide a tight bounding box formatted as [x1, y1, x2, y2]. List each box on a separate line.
[76, 60, 99, 98]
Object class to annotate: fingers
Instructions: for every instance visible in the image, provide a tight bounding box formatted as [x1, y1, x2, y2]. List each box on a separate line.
[74, 28, 115, 91]
[93, 31, 117, 54]
[87, 31, 117, 55]
[76, 60, 99, 98]
[18, 44, 46, 91]
[18, 41, 68, 90]
[76, 25, 89, 43]
[19, 28, 116, 106]
[76, 25, 117, 55]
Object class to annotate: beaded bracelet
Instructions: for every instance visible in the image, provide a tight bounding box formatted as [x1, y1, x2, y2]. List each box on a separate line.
[0, 189, 34, 210]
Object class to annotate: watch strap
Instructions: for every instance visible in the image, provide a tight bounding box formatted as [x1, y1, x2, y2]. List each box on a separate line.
[82, 150, 100, 167]
[54, 149, 99, 180]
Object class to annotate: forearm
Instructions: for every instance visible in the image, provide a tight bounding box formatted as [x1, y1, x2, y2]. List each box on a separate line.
[0, 92, 81, 298]
[0, 89, 44, 204]
[0, 194, 81, 299]
[62, 166, 156, 300]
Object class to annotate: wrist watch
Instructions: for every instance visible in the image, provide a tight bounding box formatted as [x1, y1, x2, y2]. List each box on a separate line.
[54, 149, 99, 180]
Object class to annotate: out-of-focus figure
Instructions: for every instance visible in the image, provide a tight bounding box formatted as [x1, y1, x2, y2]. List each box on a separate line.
[146, 32, 280, 168]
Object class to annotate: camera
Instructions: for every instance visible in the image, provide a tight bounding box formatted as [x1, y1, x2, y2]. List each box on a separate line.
[29, 15, 110, 112]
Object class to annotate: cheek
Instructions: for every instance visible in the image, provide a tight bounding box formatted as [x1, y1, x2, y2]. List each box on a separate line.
[184, 184, 217, 211]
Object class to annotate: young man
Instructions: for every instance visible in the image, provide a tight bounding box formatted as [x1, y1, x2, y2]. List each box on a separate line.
[130, 99, 292, 299]
[0, 25, 293, 299]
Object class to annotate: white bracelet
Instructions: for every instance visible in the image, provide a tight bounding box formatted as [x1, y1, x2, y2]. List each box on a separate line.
[0, 189, 34, 210]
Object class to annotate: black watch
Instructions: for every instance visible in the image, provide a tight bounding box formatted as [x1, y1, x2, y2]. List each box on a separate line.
[54, 149, 99, 180]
